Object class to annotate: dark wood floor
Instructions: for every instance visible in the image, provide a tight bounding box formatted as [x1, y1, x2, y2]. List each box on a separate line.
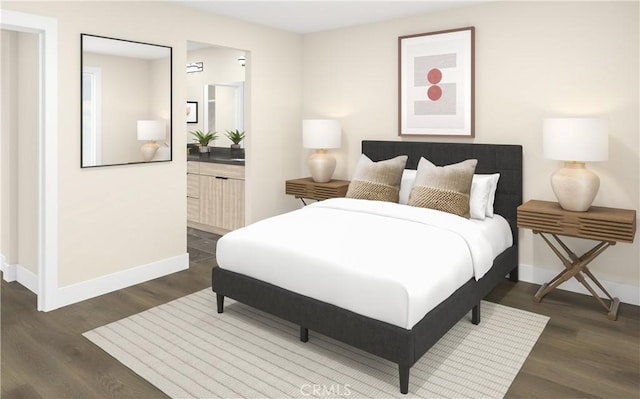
[2, 229, 639, 399]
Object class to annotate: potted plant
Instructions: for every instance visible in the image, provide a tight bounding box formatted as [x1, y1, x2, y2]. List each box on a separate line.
[190, 130, 218, 152]
[225, 129, 245, 149]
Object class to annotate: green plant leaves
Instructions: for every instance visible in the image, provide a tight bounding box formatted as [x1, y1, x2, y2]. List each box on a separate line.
[190, 130, 218, 146]
[225, 129, 246, 144]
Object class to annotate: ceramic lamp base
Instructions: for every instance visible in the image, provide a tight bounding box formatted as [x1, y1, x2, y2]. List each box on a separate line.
[153, 142, 170, 161]
[141, 141, 159, 161]
[308, 149, 336, 183]
[551, 162, 600, 212]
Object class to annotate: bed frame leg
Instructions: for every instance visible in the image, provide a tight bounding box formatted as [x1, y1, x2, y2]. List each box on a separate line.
[399, 364, 409, 394]
[216, 294, 224, 313]
[509, 266, 519, 282]
[300, 327, 309, 343]
[472, 302, 481, 325]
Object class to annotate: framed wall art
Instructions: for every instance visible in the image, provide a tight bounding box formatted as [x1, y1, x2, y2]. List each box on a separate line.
[186, 101, 198, 123]
[398, 27, 475, 137]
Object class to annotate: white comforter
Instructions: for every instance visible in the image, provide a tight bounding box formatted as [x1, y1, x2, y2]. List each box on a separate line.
[216, 198, 511, 329]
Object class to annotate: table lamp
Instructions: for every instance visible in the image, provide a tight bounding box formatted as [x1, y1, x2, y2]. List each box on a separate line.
[543, 118, 608, 211]
[137, 120, 166, 161]
[303, 119, 341, 183]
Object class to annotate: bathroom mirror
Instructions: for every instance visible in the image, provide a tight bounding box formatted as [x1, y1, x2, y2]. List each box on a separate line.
[81, 34, 172, 167]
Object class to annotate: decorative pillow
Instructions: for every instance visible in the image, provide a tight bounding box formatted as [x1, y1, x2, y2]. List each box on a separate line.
[484, 173, 501, 217]
[408, 157, 478, 218]
[346, 154, 408, 203]
[470, 175, 494, 220]
[399, 169, 417, 205]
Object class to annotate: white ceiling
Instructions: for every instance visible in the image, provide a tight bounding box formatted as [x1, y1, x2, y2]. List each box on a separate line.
[176, 1, 485, 34]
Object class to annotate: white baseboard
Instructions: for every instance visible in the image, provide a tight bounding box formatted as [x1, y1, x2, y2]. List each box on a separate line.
[1, 253, 16, 281]
[518, 263, 640, 306]
[1, 254, 39, 294]
[15, 264, 38, 294]
[52, 253, 189, 310]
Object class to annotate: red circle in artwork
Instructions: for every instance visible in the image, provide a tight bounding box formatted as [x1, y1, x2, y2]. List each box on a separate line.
[428, 85, 442, 101]
[427, 68, 442, 84]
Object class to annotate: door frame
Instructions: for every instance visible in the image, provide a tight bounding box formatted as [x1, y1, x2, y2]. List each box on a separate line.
[1, 9, 59, 311]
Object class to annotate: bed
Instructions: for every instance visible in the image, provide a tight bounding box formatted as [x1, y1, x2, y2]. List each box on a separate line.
[212, 140, 523, 394]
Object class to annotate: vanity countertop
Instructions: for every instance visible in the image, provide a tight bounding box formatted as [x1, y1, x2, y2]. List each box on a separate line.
[187, 146, 245, 166]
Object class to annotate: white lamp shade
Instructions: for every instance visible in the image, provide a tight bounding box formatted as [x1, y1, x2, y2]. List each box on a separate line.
[302, 119, 341, 149]
[543, 118, 608, 162]
[137, 120, 166, 141]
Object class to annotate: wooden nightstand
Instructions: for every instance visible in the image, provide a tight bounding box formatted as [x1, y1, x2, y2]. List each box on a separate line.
[285, 177, 350, 205]
[517, 200, 636, 320]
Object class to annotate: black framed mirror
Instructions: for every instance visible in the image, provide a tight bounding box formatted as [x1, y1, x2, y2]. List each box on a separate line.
[81, 34, 172, 167]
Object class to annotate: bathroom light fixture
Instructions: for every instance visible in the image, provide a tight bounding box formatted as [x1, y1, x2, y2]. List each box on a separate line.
[303, 119, 341, 183]
[186, 62, 203, 73]
[543, 117, 608, 211]
[237, 55, 246, 67]
[137, 120, 166, 161]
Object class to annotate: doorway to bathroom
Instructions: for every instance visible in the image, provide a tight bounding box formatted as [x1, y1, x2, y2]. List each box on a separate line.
[185, 40, 247, 257]
[1, 10, 59, 311]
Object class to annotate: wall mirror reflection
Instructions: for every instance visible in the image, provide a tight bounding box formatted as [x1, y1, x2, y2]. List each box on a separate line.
[81, 34, 172, 167]
[186, 41, 245, 155]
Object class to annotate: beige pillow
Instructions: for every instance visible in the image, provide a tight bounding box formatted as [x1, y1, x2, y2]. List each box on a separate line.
[346, 154, 408, 202]
[408, 157, 478, 218]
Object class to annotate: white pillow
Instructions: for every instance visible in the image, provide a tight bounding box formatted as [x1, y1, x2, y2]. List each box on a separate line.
[484, 173, 500, 217]
[470, 175, 493, 220]
[469, 173, 501, 219]
[399, 169, 417, 205]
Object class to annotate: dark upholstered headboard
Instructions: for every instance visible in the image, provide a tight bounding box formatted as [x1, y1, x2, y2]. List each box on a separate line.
[362, 141, 523, 245]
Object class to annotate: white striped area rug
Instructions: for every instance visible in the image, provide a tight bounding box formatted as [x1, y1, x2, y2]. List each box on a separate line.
[84, 289, 548, 399]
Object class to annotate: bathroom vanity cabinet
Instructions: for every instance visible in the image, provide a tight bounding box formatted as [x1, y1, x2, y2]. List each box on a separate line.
[187, 160, 244, 235]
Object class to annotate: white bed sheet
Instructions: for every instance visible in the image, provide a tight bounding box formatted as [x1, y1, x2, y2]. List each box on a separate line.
[216, 198, 512, 330]
[469, 213, 513, 259]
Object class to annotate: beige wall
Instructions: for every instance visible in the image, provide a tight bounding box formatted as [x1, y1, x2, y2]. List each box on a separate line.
[302, 1, 639, 287]
[1, 29, 20, 266]
[17, 31, 39, 275]
[3, 1, 303, 287]
[0, 29, 39, 274]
